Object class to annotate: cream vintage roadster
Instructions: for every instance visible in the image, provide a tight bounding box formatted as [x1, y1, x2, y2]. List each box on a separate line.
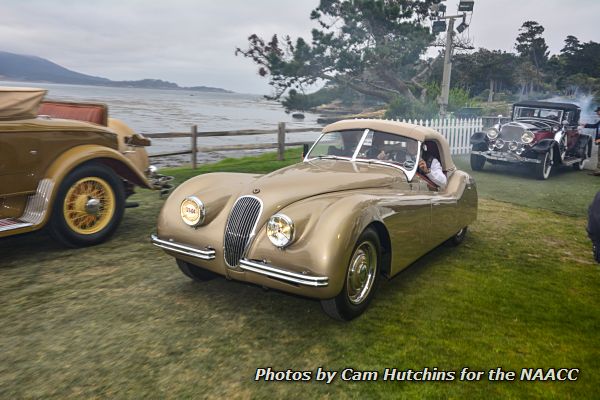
[152, 119, 478, 320]
[0, 87, 171, 247]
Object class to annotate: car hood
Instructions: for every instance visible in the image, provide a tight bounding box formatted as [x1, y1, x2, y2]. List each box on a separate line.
[243, 159, 407, 210]
[509, 119, 557, 131]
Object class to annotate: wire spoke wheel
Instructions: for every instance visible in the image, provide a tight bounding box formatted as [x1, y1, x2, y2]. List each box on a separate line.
[63, 177, 115, 234]
[536, 147, 553, 180]
[50, 163, 125, 247]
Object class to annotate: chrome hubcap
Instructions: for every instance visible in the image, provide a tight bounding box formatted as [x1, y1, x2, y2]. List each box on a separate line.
[347, 241, 377, 305]
[85, 198, 101, 215]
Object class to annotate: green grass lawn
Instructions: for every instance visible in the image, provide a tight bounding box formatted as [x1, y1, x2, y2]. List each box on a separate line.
[0, 148, 598, 399]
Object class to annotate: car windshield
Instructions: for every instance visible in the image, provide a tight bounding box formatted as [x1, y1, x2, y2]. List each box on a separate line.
[515, 107, 563, 122]
[306, 129, 364, 159]
[305, 129, 420, 178]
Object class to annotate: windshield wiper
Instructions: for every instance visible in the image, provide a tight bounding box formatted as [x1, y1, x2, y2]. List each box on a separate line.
[315, 155, 349, 161]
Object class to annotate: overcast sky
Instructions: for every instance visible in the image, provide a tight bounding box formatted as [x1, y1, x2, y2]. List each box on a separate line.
[1, 0, 599, 95]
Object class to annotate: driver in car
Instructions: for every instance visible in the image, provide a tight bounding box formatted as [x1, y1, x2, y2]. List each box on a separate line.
[407, 141, 447, 189]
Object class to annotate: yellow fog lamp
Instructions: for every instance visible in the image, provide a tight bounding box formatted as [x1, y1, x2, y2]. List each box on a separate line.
[180, 196, 205, 227]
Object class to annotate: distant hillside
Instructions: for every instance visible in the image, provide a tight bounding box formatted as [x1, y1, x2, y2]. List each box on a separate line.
[0, 51, 232, 93]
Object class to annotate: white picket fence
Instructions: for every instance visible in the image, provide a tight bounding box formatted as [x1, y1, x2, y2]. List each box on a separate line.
[399, 118, 483, 155]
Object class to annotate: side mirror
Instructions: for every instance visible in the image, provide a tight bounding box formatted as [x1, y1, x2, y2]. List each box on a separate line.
[561, 119, 569, 126]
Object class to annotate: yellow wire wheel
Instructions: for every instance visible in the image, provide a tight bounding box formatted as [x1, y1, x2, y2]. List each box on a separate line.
[62, 176, 116, 235]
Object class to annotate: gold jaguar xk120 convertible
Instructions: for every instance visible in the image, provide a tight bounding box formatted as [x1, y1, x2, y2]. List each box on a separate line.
[152, 119, 478, 320]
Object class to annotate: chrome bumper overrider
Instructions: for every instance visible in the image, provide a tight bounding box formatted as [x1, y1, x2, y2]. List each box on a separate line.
[238, 259, 329, 287]
[472, 150, 541, 164]
[150, 234, 215, 260]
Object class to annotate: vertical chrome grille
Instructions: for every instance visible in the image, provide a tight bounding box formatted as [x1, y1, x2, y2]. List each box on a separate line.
[224, 196, 262, 267]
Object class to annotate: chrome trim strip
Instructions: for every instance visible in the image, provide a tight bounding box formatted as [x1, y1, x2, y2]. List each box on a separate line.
[0, 178, 54, 233]
[239, 259, 329, 287]
[150, 234, 215, 260]
[21, 178, 54, 225]
[472, 150, 541, 164]
[0, 219, 33, 232]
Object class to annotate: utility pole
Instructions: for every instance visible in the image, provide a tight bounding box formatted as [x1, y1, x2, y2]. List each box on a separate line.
[438, 16, 458, 117]
[430, 1, 474, 117]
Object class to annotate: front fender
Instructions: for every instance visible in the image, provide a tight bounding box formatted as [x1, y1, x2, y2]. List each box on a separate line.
[246, 192, 384, 299]
[470, 131, 488, 151]
[158, 172, 260, 230]
[45, 144, 151, 189]
[530, 139, 556, 153]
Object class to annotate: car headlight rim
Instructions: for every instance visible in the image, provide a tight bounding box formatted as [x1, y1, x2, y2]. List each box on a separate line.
[180, 196, 206, 227]
[486, 128, 499, 140]
[266, 213, 294, 248]
[521, 130, 534, 144]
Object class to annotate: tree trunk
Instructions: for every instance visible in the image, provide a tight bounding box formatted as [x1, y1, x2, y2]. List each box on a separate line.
[488, 79, 495, 103]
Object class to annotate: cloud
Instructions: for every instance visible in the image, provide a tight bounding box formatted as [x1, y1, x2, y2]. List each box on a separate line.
[1, 0, 599, 94]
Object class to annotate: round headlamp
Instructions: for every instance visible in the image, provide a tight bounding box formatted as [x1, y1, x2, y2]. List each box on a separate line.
[486, 128, 499, 140]
[495, 139, 505, 149]
[180, 196, 205, 227]
[508, 141, 518, 152]
[266, 214, 294, 248]
[516, 145, 524, 155]
[521, 130, 534, 144]
[487, 141, 495, 151]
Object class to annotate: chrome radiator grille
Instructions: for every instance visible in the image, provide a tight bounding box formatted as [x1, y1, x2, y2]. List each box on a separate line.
[500, 124, 525, 141]
[224, 196, 262, 267]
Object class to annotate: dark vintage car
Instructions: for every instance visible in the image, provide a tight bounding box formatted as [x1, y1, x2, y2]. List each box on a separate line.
[470, 101, 592, 179]
[0, 87, 171, 247]
[152, 119, 478, 320]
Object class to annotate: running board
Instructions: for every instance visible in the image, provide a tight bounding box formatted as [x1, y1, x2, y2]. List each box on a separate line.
[0, 179, 54, 233]
[0, 218, 33, 232]
[562, 157, 585, 166]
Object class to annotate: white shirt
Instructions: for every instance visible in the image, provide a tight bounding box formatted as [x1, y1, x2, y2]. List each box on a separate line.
[426, 158, 447, 189]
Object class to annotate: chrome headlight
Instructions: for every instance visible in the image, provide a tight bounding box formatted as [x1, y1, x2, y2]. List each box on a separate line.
[486, 128, 499, 140]
[266, 214, 294, 248]
[495, 139, 505, 149]
[180, 196, 205, 227]
[508, 141, 518, 151]
[521, 130, 534, 144]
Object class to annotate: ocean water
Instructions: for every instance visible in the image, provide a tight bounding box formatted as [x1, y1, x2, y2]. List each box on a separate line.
[0, 81, 323, 164]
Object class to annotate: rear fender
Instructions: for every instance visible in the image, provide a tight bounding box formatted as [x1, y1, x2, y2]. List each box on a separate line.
[573, 134, 593, 157]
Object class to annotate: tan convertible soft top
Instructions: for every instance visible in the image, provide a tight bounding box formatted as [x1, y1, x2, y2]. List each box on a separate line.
[323, 118, 456, 171]
[0, 87, 47, 120]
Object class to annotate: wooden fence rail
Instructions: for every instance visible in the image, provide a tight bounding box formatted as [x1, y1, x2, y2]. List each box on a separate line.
[146, 118, 486, 168]
[147, 122, 322, 166]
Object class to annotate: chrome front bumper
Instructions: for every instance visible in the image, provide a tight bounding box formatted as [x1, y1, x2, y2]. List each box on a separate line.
[150, 234, 328, 287]
[472, 150, 541, 164]
[239, 259, 329, 287]
[150, 234, 215, 260]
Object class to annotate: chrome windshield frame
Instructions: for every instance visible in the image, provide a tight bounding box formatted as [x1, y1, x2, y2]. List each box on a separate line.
[303, 129, 420, 181]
